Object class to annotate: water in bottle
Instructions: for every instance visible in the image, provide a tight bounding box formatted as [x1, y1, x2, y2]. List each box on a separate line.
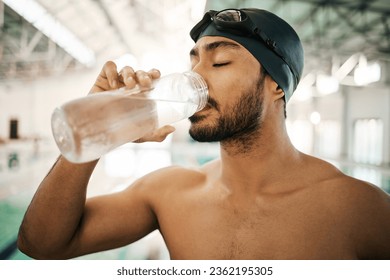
[51, 71, 208, 163]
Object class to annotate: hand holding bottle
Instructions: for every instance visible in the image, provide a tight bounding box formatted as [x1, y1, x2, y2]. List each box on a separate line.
[51, 61, 208, 163]
[88, 61, 175, 143]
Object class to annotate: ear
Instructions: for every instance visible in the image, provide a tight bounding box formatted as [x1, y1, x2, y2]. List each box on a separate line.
[275, 85, 285, 100]
[266, 76, 285, 101]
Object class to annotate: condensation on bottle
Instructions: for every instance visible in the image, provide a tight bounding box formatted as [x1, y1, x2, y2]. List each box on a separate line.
[51, 71, 208, 163]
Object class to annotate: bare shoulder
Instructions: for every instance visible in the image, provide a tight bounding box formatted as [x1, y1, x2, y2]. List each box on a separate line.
[331, 174, 390, 259]
[312, 157, 389, 210]
[303, 155, 390, 259]
[134, 158, 220, 190]
[301, 154, 387, 201]
[126, 164, 208, 201]
[322, 170, 390, 222]
[136, 164, 207, 188]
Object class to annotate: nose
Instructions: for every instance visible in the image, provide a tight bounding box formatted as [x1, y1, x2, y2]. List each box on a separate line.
[191, 64, 208, 87]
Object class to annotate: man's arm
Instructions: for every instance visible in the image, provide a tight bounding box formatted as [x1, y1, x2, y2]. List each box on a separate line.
[18, 156, 95, 259]
[18, 156, 162, 259]
[17, 62, 174, 259]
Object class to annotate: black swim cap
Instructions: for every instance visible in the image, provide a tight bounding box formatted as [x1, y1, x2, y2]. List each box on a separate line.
[190, 8, 304, 102]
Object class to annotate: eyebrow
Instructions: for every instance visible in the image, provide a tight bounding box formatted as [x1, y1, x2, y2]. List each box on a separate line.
[190, 40, 241, 57]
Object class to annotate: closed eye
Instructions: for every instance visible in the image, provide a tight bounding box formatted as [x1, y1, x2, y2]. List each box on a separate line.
[213, 62, 230, 67]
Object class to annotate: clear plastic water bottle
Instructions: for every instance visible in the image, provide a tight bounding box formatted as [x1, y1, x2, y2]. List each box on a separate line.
[51, 71, 208, 163]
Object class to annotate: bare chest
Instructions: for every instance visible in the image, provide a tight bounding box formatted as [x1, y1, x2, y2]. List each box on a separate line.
[157, 193, 355, 259]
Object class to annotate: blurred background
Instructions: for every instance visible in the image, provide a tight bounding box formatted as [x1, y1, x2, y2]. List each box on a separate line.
[0, 0, 389, 260]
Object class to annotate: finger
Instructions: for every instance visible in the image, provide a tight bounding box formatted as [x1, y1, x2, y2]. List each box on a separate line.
[103, 61, 119, 89]
[135, 70, 153, 87]
[90, 61, 119, 94]
[134, 125, 175, 143]
[147, 68, 161, 80]
[157, 125, 176, 140]
[120, 66, 136, 88]
[149, 125, 175, 142]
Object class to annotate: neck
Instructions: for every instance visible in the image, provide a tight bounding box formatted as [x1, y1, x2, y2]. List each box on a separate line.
[219, 117, 300, 194]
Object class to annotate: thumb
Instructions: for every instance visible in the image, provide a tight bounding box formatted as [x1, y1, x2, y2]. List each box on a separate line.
[134, 125, 176, 143]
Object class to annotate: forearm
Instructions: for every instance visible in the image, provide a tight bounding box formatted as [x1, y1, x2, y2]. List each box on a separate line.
[18, 155, 98, 258]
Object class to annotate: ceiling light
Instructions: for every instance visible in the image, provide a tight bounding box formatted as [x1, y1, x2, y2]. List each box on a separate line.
[354, 62, 381, 86]
[316, 74, 339, 95]
[4, 0, 96, 67]
[310, 111, 321, 125]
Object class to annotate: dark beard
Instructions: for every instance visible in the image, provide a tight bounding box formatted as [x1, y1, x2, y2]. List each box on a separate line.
[189, 73, 265, 149]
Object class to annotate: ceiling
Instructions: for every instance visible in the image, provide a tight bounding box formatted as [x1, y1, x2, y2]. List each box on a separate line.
[1, 0, 390, 82]
[206, 0, 390, 75]
[1, 0, 206, 81]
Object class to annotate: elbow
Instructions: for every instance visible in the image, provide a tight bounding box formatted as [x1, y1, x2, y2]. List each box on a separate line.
[17, 229, 39, 259]
[17, 228, 68, 260]
[17, 229, 45, 259]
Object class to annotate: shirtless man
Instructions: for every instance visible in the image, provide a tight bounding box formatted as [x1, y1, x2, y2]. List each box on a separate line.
[18, 8, 390, 259]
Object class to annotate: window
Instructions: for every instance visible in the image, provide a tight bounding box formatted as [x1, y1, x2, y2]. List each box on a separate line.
[352, 119, 383, 165]
[317, 121, 341, 159]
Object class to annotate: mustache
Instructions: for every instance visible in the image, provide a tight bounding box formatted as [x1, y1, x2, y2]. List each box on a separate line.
[207, 96, 219, 111]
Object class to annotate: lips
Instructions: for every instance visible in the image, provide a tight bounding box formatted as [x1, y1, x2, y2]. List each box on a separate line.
[189, 106, 210, 123]
[207, 98, 219, 111]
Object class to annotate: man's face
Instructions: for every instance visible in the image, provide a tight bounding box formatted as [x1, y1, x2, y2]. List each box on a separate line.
[188, 36, 266, 144]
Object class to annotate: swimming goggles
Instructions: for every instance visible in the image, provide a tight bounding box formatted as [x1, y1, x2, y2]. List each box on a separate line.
[190, 9, 299, 82]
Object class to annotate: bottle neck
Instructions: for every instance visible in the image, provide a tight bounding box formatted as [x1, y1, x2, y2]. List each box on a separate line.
[183, 71, 208, 112]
